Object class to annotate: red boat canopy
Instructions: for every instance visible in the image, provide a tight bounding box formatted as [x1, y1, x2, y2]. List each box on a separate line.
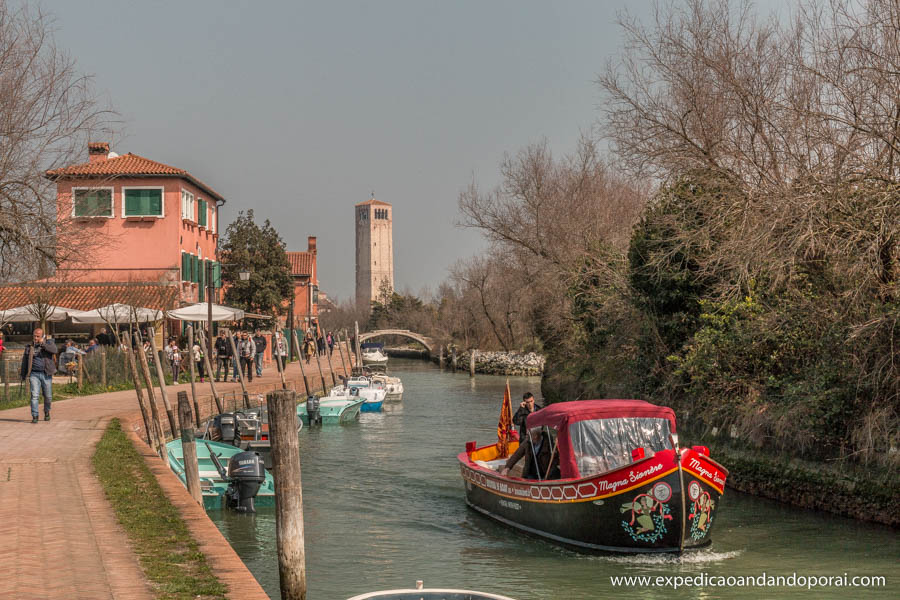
[527, 399, 677, 432]
[526, 400, 678, 479]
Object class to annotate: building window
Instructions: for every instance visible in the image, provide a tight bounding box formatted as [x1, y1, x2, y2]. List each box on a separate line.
[198, 198, 207, 228]
[359, 208, 368, 221]
[72, 187, 113, 217]
[181, 190, 195, 221]
[373, 208, 389, 220]
[123, 188, 163, 217]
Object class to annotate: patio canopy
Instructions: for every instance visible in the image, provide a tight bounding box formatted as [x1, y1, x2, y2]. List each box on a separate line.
[166, 302, 245, 322]
[0, 304, 75, 323]
[70, 303, 163, 324]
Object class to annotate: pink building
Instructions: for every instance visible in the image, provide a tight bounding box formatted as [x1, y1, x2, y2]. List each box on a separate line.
[46, 142, 224, 302]
[285, 236, 319, 328]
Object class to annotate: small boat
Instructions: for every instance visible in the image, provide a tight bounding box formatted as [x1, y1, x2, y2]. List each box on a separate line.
[361, 342, 389, 364]
[201, 408, 273, 468]
[458, 398, 728, 553]
[166, 438, 275, 511]
[297, 395, 365, 425]
[370, 373, 404, 401]
[347, 581, 517, 600]
[330, 377, 387, 412]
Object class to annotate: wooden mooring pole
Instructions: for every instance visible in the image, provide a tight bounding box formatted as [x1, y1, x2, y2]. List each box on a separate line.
[100, 348, 107, 387]
[132, 332, 168, 450]
[324, 340, 338, 386]
[123, 332, 161, 454]
[313, 345, 328, 394]
[148, 326, 178, 434]
[353, 322, 362, 370]
[438, 345, 444, 369]
[177, 391, 203, 505]
[470, 349, 476, 378]
[187, 326, 201, 428]
[451, 347, 457, 372]
[273, 327, 288, 390]
[267, 389, 307, 600]
[291, 329, 312, 397]
[335, 331, 348, 378]
[227, 331, 251, 408]
[197, 329, 223, 414]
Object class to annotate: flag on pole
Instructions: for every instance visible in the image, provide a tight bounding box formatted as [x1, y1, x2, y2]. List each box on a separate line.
[497, 378, 515, 458]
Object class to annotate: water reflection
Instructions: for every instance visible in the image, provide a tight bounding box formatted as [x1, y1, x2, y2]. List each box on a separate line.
[208, 359, 899, 599]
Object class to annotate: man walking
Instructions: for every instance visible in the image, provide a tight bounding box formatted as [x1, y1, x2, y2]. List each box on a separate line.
[252, 328, 267, 377]
[20, 328, 58, 423]
[215, 330, 230, 382]
[513, 392, 542, 442]
[238, 331, 256, 382]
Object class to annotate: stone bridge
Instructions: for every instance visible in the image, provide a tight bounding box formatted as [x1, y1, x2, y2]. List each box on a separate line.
[358, 329, 434, 353]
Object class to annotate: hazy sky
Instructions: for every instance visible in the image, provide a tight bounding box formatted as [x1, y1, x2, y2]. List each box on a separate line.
[41, 0, 777, 300]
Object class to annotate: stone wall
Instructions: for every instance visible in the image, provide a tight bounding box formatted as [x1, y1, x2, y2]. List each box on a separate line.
[434, 350, 545, 376]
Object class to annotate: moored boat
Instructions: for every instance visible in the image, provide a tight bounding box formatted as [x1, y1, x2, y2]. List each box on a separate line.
[361, 343, 389, 364]
[458, 399, 727, 553]
[166, 438, 275, 511]
[330, 377, 387, 412]
[370, 373, 404, 401]
[346, 580, 517, 600]
[297, 395, 365, 425]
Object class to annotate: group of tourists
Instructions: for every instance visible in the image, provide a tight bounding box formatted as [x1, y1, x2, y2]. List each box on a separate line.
[301, 328, 336, 364]
[212, 328, 287, 383]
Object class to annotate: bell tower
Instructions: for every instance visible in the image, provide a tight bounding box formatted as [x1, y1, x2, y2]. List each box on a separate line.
[355, 195, 394, 310]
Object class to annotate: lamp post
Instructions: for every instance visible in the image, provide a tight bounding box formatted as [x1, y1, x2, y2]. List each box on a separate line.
[206, 260, 249, 360]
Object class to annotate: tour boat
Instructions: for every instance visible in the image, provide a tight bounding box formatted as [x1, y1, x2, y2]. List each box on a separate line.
[166, 438, 275, 511]
[297, 395, 365, 425]
[458, 399, 727, 553]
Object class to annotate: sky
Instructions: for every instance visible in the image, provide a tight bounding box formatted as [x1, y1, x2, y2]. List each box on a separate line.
[39, 0, 781, 301]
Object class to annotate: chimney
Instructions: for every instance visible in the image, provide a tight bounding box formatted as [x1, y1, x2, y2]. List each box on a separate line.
[88, 142, 110, 163]
[308, 236, 317, 255]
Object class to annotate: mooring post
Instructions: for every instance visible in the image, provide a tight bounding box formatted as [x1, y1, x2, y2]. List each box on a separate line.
[324, 340, 338, 387]
[187, 326, 201, 428]
[227, 331, 251, 408]
[291, 329, 312, 397]
[100, 348, 107, 387]
[77, 355, 83, 390]
[267, 389, 307, 600]
[273, 325, 288, 390]
[177, 391, 203, 505]
[313, 345, 328, 394]
[470, 349, 476, 378]
[3, 359, 9, 400]
[438, 345, 444, 369]
[354, 321, 362, 370]
[197, 329, 223, 414]
[123, 332, 159, 453]
[335, 331, 348, 377]
[451, 347, 457, 372]
[133, 332, 168, 452]
[148, 326, 178, 434]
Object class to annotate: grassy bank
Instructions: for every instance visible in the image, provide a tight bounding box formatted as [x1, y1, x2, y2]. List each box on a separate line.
[0, 381, 133, 411]
[92, 419, 226, 599]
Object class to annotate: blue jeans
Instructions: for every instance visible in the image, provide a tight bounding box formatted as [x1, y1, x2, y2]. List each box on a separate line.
[30, 371, 53, 417]
[255, 351, 264, 376]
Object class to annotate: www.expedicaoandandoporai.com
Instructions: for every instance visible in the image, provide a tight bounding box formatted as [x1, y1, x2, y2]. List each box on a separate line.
[610, 573, 888, 591]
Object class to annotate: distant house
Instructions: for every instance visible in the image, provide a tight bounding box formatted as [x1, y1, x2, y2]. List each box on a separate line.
[285, 236, 319, 330]
[44, 142, 225, 303]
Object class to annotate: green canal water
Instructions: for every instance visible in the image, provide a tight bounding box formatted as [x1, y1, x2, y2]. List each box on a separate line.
[208, 359, 898, 599]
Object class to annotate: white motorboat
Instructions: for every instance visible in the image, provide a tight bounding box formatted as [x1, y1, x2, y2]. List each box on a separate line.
[330, 377, 387, 412]
[370, 373, 403, 401]
[361, 347, 389, 364]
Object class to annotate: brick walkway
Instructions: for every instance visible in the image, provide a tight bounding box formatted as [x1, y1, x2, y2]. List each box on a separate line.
[0, 354, 352, 599]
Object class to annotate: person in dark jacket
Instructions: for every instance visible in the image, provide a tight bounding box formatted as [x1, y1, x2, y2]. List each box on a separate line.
[500, 428, 560, 480]
[214, 331, 231, 382]
[20, 328, 58, 423]
[512, 392, 542, 442]
[252, 329, 267, 377]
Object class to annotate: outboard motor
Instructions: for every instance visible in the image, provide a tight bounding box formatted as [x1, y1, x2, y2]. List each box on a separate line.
[215, 413, 236, 444]
[224, 451, 266, 513]
[307, 395, 322, 426]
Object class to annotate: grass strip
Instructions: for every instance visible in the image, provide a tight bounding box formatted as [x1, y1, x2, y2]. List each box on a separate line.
[0, 381, 134, 411]
[92, 418, 227, 599]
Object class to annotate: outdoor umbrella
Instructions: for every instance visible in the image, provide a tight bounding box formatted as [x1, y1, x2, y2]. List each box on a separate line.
[166, 302, 245, 322]
[69, 303, 163, 324]
[0, 304, 75, 322]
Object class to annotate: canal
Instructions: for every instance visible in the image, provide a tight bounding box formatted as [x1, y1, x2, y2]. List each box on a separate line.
[209, 359, 897, 599]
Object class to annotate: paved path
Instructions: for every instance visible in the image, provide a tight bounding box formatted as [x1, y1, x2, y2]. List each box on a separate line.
[0, 354, 351, 599]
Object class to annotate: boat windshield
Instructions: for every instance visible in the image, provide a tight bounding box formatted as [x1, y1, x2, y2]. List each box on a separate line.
[569, 417, 673, 477]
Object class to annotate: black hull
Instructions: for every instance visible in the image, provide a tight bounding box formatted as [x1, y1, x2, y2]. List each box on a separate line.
[460, 448, 726, 553]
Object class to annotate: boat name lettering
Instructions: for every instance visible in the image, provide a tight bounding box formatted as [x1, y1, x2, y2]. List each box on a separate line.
[688, 458, 724, 485]
[499, 499, 521, 511]
[483, 476, 532, 498]
[598, 477, 630, 492]
[629, 463, 663, 483]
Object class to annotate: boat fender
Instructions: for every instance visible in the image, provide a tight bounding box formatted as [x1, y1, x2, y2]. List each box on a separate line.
[691, 445, 709, 456]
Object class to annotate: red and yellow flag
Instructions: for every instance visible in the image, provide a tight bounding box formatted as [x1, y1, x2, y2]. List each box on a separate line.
[496, 378, 515, 458]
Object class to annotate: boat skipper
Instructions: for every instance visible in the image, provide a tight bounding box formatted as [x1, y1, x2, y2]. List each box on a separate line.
[20, 328, 58, 423]
[499, 427, 560, 480]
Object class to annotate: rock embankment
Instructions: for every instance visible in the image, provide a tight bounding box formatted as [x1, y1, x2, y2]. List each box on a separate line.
[436, 350, 545, 376]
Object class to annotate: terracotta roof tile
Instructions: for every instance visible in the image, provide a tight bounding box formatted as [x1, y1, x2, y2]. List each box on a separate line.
[0, 283, 180, 312]
[355, 198, 391, 207]
[286, 252, 315, 276]
[45, 153, 225, 202]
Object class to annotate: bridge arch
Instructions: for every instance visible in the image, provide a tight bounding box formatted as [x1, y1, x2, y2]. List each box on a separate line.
[358, 329, 433, 354]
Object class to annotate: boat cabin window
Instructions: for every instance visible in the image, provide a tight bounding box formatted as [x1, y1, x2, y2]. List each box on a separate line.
[569, 417, 673, 477]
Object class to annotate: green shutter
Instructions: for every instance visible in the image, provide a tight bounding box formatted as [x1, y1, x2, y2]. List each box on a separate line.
[198, 199, 207, 227]
[199, 260, 206, 301]
[125, 189, 163, 216]
[73, 189, 112, 217]
[181, 253, 189, 282]
[192, 255, 200, 283]
[214, 262, 222, 288]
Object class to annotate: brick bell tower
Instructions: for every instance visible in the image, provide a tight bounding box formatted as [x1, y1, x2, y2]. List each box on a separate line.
[355, 194, 394, 310]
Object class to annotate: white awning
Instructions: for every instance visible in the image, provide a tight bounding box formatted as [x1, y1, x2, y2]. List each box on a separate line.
[0, 304, 75, 323]
[166, 302, 245, 322]
[69, 303, 163, 324]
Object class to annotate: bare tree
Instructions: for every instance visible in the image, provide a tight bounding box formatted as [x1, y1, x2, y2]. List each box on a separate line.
[0, 2, 116, 280]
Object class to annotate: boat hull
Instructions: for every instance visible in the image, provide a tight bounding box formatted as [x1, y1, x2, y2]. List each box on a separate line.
[459, 446, 725, 553]
[360, 399, 384, 412]
[297, 398, 364, 425]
